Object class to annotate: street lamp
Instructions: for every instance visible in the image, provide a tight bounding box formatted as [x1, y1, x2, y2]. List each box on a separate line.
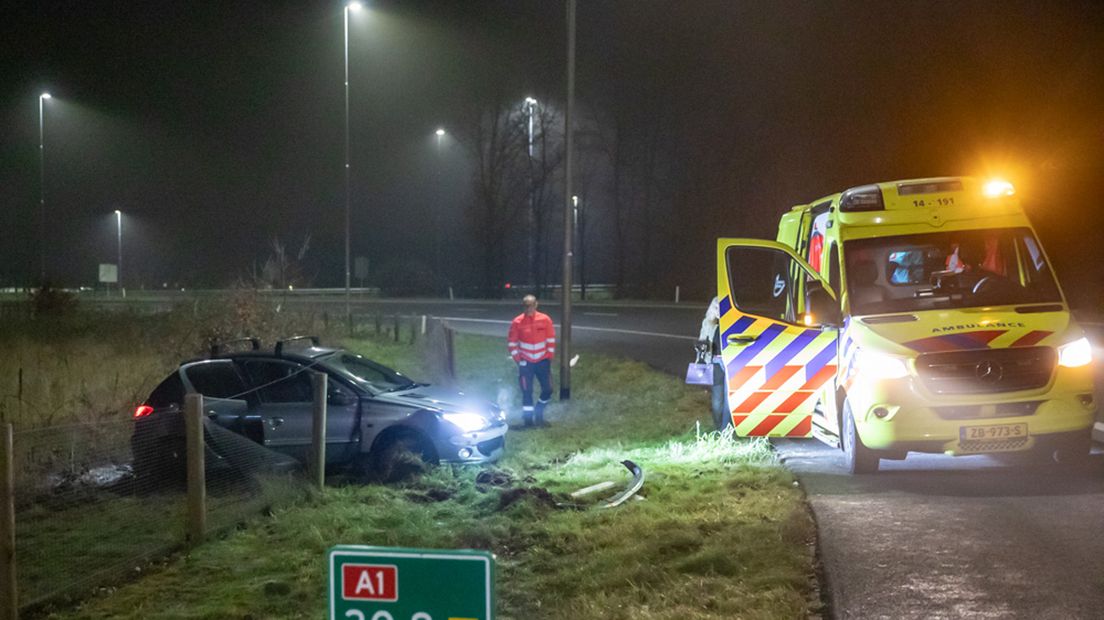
[343, 1, 363, 321]
[114, 210, 122, 293]
[38, 92, 51, 284]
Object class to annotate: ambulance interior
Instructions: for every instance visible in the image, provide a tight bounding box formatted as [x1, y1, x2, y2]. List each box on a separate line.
[841, 227, 1062, 315]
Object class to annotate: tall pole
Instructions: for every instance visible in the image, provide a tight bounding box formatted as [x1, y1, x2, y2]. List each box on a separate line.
[343, 5, 352, 323]
[115, 209, 122, 292]
[525, 97, 537, 290]
[559, 0, 576, 401]
[434, 129, 445, 291]
[38, 93, 50, 285]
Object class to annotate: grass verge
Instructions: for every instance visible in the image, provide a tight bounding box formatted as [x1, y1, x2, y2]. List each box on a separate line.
[49, 332, 817, 619]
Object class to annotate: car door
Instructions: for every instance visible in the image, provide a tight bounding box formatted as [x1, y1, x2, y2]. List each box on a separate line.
[240, 359, 317, 461]
[324, 375, 361, 464]
[716, 238, 839, 437]
[180, 360, 253, 425]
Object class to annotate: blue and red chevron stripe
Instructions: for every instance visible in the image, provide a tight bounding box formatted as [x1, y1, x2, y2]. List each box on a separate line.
[721, 310, 838, 437]
[904, 330, 1053, 353]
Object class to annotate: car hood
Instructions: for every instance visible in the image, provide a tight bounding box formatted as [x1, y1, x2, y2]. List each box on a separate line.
[375, 384, 500, 417]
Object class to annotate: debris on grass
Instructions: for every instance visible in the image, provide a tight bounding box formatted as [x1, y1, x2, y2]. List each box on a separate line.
[497, 486, 560, 511]
[569, 480, 616, 498]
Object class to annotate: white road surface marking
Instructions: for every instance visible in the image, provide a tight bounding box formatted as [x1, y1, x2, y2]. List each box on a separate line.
[583, 311, 619, 317]
[437, 316, 695, 340]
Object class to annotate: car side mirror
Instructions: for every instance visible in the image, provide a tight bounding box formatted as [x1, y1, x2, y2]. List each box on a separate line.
[328, 387, 357, 407]
[805, 282, 842, 327]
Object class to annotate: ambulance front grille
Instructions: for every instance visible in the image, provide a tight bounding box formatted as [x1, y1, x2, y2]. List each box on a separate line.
[933, 401, 1042, 420]
[916, 346, 1055, 395]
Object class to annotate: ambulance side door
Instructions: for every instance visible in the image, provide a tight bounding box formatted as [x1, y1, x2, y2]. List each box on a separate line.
[716, 238, 840, 437]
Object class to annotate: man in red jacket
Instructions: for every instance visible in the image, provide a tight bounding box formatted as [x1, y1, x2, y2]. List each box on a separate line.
[507, 294, 556, 427]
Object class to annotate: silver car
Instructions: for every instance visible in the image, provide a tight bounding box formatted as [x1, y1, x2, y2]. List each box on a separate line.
[131, 337, 507, 480]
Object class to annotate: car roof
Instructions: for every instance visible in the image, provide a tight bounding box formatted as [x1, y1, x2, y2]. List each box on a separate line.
[181, 346, 341, 366]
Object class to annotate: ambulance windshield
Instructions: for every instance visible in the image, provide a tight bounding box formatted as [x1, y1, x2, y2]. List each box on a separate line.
[843, 227, 1062, 315]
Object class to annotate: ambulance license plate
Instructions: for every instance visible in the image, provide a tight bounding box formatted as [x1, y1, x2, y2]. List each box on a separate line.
[959, 423, 1028, 441]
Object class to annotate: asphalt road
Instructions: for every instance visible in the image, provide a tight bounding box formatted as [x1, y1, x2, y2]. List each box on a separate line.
[280, 297, 709, 373]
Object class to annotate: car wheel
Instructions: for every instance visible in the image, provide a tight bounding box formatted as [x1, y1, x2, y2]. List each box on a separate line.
[711, 363, 732, 432]
[842, 399, 879, 474]
[369, 431, 437, 483]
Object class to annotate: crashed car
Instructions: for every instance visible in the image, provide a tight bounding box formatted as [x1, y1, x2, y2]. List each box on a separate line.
[132, 336, 507, 479]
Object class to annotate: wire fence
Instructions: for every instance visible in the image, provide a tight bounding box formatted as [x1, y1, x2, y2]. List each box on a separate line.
[10, 419, 185, 611]
[3, 407, 313, 615]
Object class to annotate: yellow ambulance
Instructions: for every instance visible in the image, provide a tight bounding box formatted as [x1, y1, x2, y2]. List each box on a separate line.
[714, 177, 1096, 472]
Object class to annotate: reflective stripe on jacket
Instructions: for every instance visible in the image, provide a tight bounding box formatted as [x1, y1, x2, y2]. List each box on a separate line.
[507, 311, 556, 363]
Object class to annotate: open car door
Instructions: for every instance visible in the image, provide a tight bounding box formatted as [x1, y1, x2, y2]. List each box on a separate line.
[716, 238, 839, 437]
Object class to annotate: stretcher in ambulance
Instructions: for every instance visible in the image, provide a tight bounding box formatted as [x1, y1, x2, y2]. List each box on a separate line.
[713, 177, 1097, 473]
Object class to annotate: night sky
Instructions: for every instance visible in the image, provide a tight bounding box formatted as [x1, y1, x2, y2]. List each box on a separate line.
[2, 1, 1103, 303]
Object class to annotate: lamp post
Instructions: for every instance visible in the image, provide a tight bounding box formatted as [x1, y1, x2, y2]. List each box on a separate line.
[114, 210, 122, 294]
[434, 128, 446, 288]
[343, 1, 363, 323]
[38, 92, 51, 285]
[560, 0, 576, 400]
[524, 97, 538, 289]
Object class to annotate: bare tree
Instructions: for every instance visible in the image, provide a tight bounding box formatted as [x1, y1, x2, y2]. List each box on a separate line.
[249, 234, 313, 290]
[456, 96, 530, 295]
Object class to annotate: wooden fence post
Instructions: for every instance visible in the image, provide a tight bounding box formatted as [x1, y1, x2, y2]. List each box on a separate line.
[1, 423, 17, 620]
[310, 372, 328, 491]
[444, 324, 456, 380]
[185, 393, 206, 545]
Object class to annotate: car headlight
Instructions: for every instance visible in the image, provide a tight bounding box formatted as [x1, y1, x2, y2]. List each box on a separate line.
[441, 412, 490, 432]
[1058, 337, 1093, 368]
[853, 348, 910, 379]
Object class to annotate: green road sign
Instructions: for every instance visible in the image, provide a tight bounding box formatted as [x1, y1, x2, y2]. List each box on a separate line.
[328, 546, 495, 620]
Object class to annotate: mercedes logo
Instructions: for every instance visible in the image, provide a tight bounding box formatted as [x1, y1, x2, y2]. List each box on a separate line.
[975, 360, 1003, 383]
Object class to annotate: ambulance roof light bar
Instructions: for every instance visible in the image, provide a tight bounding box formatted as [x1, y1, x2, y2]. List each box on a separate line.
[839, 184, 885, 212]
[983, 179, 1015, 198]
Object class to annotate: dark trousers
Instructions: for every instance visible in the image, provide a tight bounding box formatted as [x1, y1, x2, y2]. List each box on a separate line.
[519, 359, 553, 424]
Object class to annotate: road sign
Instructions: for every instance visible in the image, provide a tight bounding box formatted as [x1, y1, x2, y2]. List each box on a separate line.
[328, 546, 494, 620]
[98, 264, 118, 283]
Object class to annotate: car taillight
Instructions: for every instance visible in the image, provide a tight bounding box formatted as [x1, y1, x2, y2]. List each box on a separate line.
[134, 405, 154, 419]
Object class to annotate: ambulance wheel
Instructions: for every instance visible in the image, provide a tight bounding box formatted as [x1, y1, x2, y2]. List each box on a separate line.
[842, 400, 879, 474]
[710, 363, 732, 432]
[1052, 432, 1093, 468]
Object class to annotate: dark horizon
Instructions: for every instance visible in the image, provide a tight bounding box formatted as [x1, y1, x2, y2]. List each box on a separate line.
[2, 1, 1103, 303]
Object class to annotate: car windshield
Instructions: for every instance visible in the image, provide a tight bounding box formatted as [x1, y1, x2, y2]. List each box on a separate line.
[321, 352, 418, 394]
[844, 227, 1062, 315]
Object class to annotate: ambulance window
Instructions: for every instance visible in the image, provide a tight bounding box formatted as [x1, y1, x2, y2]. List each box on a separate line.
[885, 248, 935, 285]
[828, 243, 841, 294]
[725, 246, 806, 323]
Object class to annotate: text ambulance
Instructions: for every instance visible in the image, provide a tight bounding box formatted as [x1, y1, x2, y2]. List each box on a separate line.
[714, 177, 1096, 473]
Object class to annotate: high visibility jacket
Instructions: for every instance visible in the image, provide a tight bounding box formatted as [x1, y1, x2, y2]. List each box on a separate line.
[507, 311, 556, 363]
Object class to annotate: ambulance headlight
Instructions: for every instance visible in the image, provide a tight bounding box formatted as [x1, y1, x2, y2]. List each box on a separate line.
[441, 412, 490, 432]
[853, 349, 910, 380]
[1058, 337, 1092, 368]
